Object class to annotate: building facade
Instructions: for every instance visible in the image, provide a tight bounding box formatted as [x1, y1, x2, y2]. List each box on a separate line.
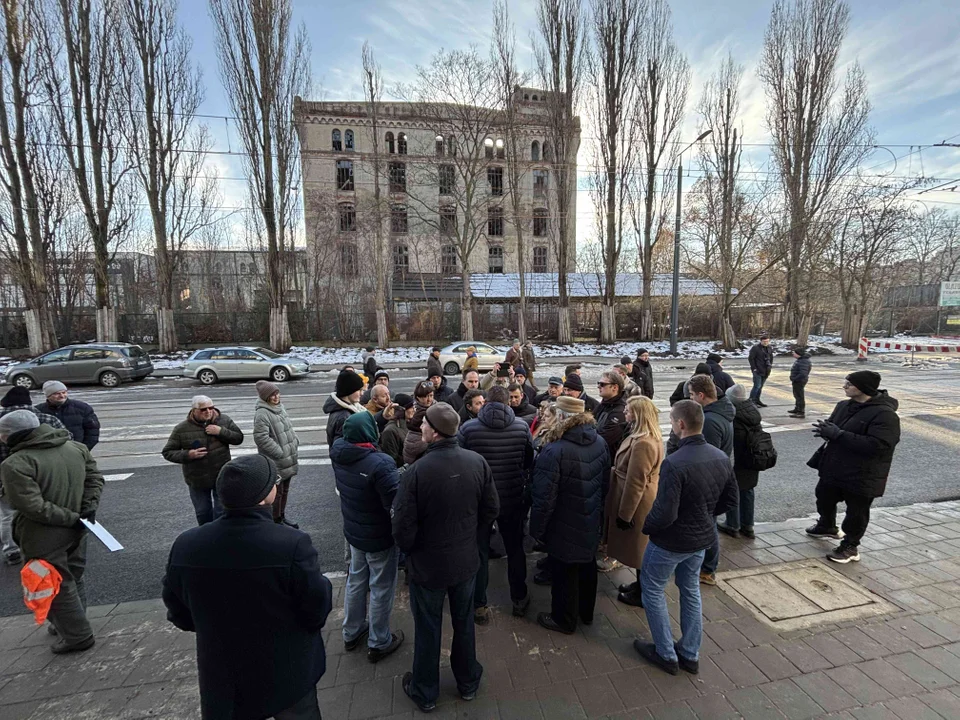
[294, 88, 580, 308]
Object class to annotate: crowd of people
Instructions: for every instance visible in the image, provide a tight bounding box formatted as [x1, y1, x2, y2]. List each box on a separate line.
[0, 337, 903, 718]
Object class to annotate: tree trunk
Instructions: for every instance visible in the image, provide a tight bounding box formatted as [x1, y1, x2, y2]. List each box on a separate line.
[96, 307, 118, 342]
[157, 307, 177, 353]
[269, 305, 291, 352]
[840, 302, 863, 348]
[600, 303, 616, 343]
[720, 311, 737, 350]
[797, 312, 811, 347]
[375, 305, 388, 348]
[461, 272, 474, 339]
[557, 304, 572, 344]
[24, 308, 56, 355]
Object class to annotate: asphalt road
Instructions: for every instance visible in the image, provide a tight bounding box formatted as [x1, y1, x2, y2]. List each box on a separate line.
[1, 355, 958, 616]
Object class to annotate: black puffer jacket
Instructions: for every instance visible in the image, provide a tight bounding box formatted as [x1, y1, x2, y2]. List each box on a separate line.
[643, 435, 738, 553]
[330, 438, 399, 552]
[706, 361, 735, 395]
[433, 377, 455, 404]
[703, 394, 736, 457]
[446, 382, 470, 412]
[530, 414, 611, 564]
[594, 393, 628, 462]
[632, 359, 654, 398]
[392, 437, 499, 590]
[458, 402, 533, 515]
[732, 398, 762, 490]
[790, 353, 811, 384]
[426, 355, 443, 379]
[818, 391, 901, 498]
[511, 398, 538, 425]
[34, 398, 100, 450]
[749, 343, 774, 377]
[323, 394, 364, 448]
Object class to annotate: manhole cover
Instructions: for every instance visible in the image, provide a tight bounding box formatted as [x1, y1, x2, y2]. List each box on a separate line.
[717, 560, 896, 631]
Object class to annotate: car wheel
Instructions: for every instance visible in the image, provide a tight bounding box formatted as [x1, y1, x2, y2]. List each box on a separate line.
[11, 374, 35, 390]
[198, 369, 218, 386]
[270, 367, 290, 382]
[444, 361, 460, 375]
[99, 371, 121, 388]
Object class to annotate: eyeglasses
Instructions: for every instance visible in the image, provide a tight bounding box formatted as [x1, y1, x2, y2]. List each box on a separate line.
[842, 382, 852, 388]
[597, 382, 613, 388]
[196, 406, 214, 413]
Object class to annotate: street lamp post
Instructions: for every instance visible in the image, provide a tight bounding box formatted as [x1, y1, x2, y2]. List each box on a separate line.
[670, 129, 713, 355]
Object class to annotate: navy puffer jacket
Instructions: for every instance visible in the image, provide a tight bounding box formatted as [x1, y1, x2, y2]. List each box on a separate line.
[458, 402, 533, 514]
[706, 361, 736, 395]
[34, 398, 100, 450]
[790, 354, 812, 384]
[643, 435, 739, 554]
[530, 414, 611, 563]
[702, 394, 736, 457]
[330, 438, 400, 552]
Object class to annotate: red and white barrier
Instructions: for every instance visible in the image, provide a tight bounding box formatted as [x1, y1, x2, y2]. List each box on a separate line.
[857, 337, 869, 361]
[860, 337, 960, 355]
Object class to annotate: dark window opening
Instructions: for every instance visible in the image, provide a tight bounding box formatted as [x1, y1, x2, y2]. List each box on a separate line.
[332, 129, 342, 151]
[397, 132, 408, 155]
[531, 140, 540, 161]
[441, 245, 458, 274]
[533, 208, 548, 237]
[488, 166, 503, 196]
[336, 160, 354, 191]
[484, 138, 494, 160]
[487, 206, 503, 237]
[488, 246, 504, 273]
[533, 245, 548, 272]
[385, 132, 395, 154]
[389, 162, 406, 193]
[439, 164, 455, 195]
[496, 139, 505, 160]
[344, 129, 354, 151]
[435, 135, 444, 157]
[393, 244, 409, 275]
[534, 169, 548, 198]
[390, 204, 408, 234]
[339, 203, 356, 232]
[440, 206, 457, 235]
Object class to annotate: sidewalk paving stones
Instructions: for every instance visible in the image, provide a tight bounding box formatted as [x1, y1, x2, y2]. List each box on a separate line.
[5, 500, 960, 718]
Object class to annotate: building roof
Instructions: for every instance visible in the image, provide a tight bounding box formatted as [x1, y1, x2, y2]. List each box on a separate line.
[469, 273, 729, 299]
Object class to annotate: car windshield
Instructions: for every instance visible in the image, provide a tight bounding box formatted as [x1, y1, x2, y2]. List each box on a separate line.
[253, 347, 282, 359]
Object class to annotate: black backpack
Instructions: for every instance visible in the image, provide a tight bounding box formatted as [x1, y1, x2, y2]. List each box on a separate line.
[745, 424, 778, 471]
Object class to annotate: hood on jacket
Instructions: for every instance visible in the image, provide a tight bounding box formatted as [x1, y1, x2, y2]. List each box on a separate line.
[861, 389, 899, 412]
[704, 394, 736, 422]
[323, 393, 364, 415]
[7, 423, 72, 451]
[330, 436, 376, 466]
[732, 398, 761, 425]
[256, 398, 287, 414]
[478, 401, 517, 429]
[542, 411, 597, 446]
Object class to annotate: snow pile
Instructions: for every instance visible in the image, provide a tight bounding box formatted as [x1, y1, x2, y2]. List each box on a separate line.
[149, 350, 194, 370]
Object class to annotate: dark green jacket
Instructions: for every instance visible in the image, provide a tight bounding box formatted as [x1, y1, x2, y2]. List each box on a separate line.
[380, 419, 407, 467]
[162, 409, 244, 490]
[0, 425, 104, 558]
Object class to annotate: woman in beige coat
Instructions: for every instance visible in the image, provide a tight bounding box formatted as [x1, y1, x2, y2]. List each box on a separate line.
[604, 395, 663, 607]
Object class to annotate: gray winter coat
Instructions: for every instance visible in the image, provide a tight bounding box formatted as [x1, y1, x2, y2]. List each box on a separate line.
[254, 400, 300, 480]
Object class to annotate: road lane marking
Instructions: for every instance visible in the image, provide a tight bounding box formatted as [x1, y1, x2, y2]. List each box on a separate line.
[103, 473, 134, 482]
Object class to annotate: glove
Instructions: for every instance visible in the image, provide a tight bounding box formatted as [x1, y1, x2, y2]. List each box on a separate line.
[616, 516, 635, 531]
[813, 421, 842, 441]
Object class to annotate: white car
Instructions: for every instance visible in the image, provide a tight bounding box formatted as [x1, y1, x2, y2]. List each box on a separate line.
[182, 346, 311, 385]
[436, 342, 503, 375]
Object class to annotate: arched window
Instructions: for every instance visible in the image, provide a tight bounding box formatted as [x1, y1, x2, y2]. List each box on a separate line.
[239, 263, 247, 274]
[344, 129, 354, 151]
[496, 138, 505, 160]
[397, 132, 408, 155]
[435, 135, 445, 157]
[484, 137, 494, 160]
[523, 93, 530, 101]
[385, 132, 395, 154]
[543, 142, 553, 161]
[531, 140, 540, 162]
[531, 94, 538, 101]
[332, 129, 342, 151]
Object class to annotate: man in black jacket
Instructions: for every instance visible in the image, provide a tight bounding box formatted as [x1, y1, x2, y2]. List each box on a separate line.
[636, 400, 738, 676]
[323, 370, 366, 448]
[393, 403, 499, 713]
[705, 354, 735, 396]
[594, 371, 629, 462]
[533, 376, 564, 406]
[458, 386, 534, 622]
[807, 371, 901, 563]
[507, 383, 538, 425]
[163, 455, 333, 720]
[459, 389, 485, 425]
[429, 373, 455, 404]
[426, 347, 443, 379]
[789, 347, 812, 418]
[748, 335, 774, 407]
[633, 348, 655, 399]
[35, 381, 100, 450]
[447, 369, 481, 412]
[562, 374, 598, 413]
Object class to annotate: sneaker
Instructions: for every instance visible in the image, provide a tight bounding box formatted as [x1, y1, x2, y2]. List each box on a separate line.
[826, 544, 860, 564]
[402, 672, 437, 713]
[674, 643, 699, 674]
[461, 689, 477, 701]
[474, 606, 491, 626]
[51, 635, 95, 654]
[537, 612, 574, 635]
[344, 626, 369, 652]
[367, 631, 404, 663]
[633, 640, 679, 675]
[3, 551, 22, 566]
[512, 595, 531, 618]
[740, 527, 755, 539]
[699, 571, 717, 586]
[788, 411, 805, 419]
[717, 524, 739, 539]
[596, 556, 621, 573]
[806, 524, 844, 540]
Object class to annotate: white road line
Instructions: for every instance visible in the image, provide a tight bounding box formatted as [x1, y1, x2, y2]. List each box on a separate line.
[300, 458, 332, 466]
[103, 473, 134, 482]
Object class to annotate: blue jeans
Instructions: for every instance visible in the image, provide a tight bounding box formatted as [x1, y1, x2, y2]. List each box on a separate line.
[641, 542, 705, 663]
[188, 486, 223, 526]
[726, 487, 755, 531]
[343, 544, 399, 650]
[0, 496, 20, 560]
[408, 577, 483, 706]
[702, 525, 720, 574]
[749, 372, 767, 402]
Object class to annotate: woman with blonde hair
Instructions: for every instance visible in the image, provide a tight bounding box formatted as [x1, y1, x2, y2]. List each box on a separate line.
[604, 395, 663, 607]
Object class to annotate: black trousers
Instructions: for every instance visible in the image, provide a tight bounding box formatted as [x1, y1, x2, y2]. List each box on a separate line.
[815, 481, 874, 548]
[549, 556, 598, 632]
[273, 687, 321, 719]
[792, 381, 807, 412]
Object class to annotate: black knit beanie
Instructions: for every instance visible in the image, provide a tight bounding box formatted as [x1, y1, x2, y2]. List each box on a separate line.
[217, 455, 278, 509]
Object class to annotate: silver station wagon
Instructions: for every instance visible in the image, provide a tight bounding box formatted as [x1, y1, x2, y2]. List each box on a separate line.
[182, 346, 311, 385]
[5, 343, 154, 389]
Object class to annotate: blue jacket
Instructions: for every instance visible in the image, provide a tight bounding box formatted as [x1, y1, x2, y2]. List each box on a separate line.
[530, 414, 611, 563]
[34, 398, 100, 450]
[162, 507, 333, 720]
[330, 438, 400, 552]
[458, 402, 533, 515]
[790, 354, 811, 384]
[702, 394, 736, 457]
[643, 435, 739, 553]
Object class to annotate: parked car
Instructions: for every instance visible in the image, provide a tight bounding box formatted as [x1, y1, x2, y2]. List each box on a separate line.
[436, 342, 503, 376]
[182, 346, 311, 385]
[5, 343, 154, 389]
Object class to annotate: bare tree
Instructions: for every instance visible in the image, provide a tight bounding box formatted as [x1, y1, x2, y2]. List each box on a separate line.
[589, 0, 643, 342]
[492, 0, 530, 342]
[758, 0, 873, 346]
[120, 0, 216, 353]
[0, 0, 58, 352]
[906, 206, 960, 285]
[396, 48, 502, 340]
[535, 0, 586, 343]
[37, 0, 135, 342]
[633, 0, 689, 340]
[360, 42, 389, 348]
[209, 0, 310, 351]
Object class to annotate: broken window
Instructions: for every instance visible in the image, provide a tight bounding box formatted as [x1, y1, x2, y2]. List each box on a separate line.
[336, 160, 354, 191]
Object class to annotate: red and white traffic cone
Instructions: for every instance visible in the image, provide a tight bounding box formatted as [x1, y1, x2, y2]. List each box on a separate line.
[857, 337, 869, 361]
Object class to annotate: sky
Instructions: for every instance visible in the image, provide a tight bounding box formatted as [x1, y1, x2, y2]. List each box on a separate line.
[180, 0, 960, 245]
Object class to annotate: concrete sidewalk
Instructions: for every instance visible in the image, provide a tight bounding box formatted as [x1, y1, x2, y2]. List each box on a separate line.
[4, 501, 960, 719]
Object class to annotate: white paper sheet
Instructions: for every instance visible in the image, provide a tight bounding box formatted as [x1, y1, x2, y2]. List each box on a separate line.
[80, 519, 124, 552]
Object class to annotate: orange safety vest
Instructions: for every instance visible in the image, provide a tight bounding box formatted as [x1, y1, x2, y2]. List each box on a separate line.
[21, 559, 62, 625]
